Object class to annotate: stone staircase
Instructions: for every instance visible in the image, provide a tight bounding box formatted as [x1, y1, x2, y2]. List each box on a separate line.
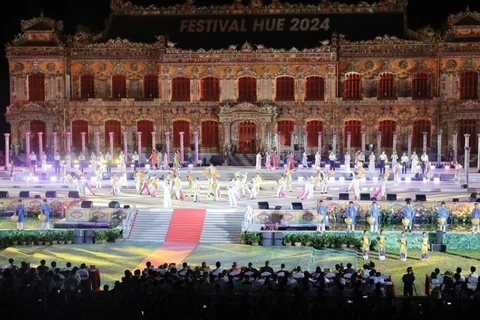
[199, 210, 245, 243]
[230, 153, 255, 166]
[128, 210, 173, 241]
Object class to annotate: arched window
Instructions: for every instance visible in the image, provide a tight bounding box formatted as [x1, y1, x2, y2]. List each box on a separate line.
[459, 70, 478, 100]
[200, 77, 220, 101]
[137, 120, 154, 148]
[173, 120, 190, 147]
[458, 119, 478, 153]
[412, 72, 430, 99]
[238, 77, 257, 102]
[306, 121, 324, 146]
[277, 120, 294, 146]
[378, 73, 396, 99]
[305, 76, 325, 101]
[112, 74, 126, 98]
[201, 121, 219, 147]
[378, 120, 397, 148]
[104, 120, 121, 147]
[171, 77, 190, 101]
[344, 73, 362, 100]
[28, 73, 45, 101]
[80, 74, 95, 98]
[412, 120, 431, 149]
[143, 74, 159, 99]
[72, 120, 89, 148]
[275, 76, 295, 101]
[344, 120, 362, 148]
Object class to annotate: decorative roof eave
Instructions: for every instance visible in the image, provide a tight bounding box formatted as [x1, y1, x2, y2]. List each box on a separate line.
[110, 0, 408, 16]
[20, 15, 63, 32]
[72, 36, 164, 49]
[6, 33, 65, 48]
[447, 6, 480, 26]
[404, 27, 441, 42]
[337, 33, 423, 45]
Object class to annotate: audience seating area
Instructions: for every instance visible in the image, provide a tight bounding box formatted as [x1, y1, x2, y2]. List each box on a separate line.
[1, 258, 480, 319]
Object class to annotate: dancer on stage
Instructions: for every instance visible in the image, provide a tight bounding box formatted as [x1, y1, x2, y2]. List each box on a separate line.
[227, 178, 238, 208]
[352, 170, 361, 200]
[148, 149, 158, 169]
[40, 199, 51, 230]
[287, 151, 295, 171]
[163, 152, 169, 170]
[391, 151, 398, 168]
[30, 151, 37, 173]
[239, 172, 249, 197]
[192, 178, 201, 202]
[276, 175, 286, 198]
[421, 152, 429, 175]
[255, 151, 262, 171]
[80, 173, 95, 195]
[368, 201, 380, 233]
[328, 151, 336, 171]
[437, 201, 450, 232]
[379, 151, 388, 174]
[424, 161, 432, 181]
[156, 150, 163, 170]
[111, 173, 121, 196]
[134, 169, 143, 193]
[173, 175, 185, 200]
[316, 199, 328, 232]
[421, 231, 429, 261]
[72, 172, 80, 193]
[186, 171, 194, 197]
[320, 169, 334, 194]
[119, 150, 126, 168]
[358, 150, 366, 168]
[147, 174, 158, 198]
[454, 161, 462, 183]
[411, 151, 419, 174]
[65, 152, 72, 173]
[265, 151, 272, 170]
[315, 151, 321, 168]
[297, 176, 311, 200]
[401, 152, 409, 174]
[272, 149, 278, 170]
[471, 202, 480, 234]
[345, 201, 358, 232]
[250, 173, 262, 200]
[402, 201, 414, 232]
[373, 172, 389, 201]
[120, 162, 127, 188]
[173, 150, 181, 173]
[369, 152, 376, 173]
[163, 179, 172, 208]
[399, 231, 408, 261]
[362, 230, 371, 260]
[95, 166, 104, 191]
[344, 152, 351, 173]
[140, 172, 150, 195]
[40, 151, 47, 174]
[285, 169, 293, 192]
[301, 150, 308, 168]
[394, 161, 402, 186]
[378, 229, 386, 261]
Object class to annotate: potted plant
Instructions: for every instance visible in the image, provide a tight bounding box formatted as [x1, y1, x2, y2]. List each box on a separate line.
[339, 234, 348, 248]
[93, 230, 108, 244]
[301, 233, 313, 246]
[106, 229, 122, 242]
[283, 233, 293, 246]
[65, 230, 74, 244]
[292, 233, 303, 246]
[250, 233, 261, 246]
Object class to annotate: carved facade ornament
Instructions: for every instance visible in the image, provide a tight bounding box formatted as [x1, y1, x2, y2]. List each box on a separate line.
[47, 63, 56, 72]
[262, 67, 270, 74]
[130, 63, 139, 71]
[111, 0, 407, 16]
[446, 59, 458, 69]
[171, 67, 187, 77]
[240, 42, 254, 52]
[191, 67, 199, 74]
[339, 34, 420, 45]
[162, 67, 170, 75]
[365, 61, 374, 70]
[237, 65, 256, 76]
[98, 63, 107, 72]
[460, 57, 476, 71]
[14, 63, 25, 72]
[447, 6, 480, 26]
[274, 65, 296, 77]
[20, 15, 63, 32]
[409, 59, 428, 74]
[224, 67, 232, 75]
[296, 66, 304, 74]
[398, 60, 408, 70]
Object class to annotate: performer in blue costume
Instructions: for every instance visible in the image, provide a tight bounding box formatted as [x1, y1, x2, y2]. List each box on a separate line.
[437, 201, 450, 233]
[402, 201, 414, 232]
[15, 199, 26, 230]
[40, 199, 52, 230]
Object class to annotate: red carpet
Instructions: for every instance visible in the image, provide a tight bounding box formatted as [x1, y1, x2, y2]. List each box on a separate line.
[164, 208, 206, 243]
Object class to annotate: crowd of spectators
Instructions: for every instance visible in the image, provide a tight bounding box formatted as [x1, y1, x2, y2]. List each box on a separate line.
[1, 257, 479, 319]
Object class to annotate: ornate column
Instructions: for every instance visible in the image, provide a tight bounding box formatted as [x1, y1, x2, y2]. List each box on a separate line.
[452, 131, 458, 164]
[4, 133, 10, 165]
[361, 130, 366, 154]
[66, 132, 72, 154]
[109, 132, 114, 160]
[346, 132, 351, 154]
[437, 130, 442, 167]
[38, 132, 43, 157]
[52, 132, 58, 155]
[477, 133, 480, 173]
[464, 134, 470, 186]
[317, 131, 323, 156]
[179, 131, 185, 164]
[392, 131, 397, 152]
[377, 131, 382, 159]
[422, 131, 428, 154]
[276, 131, 281, 164]
[224, 122, 231, 149]
[136, 132, 142, 163]
[260, 124, 266, 149]
[123, 131, 128, 159]
[194, 131, 199, 165]
[303, 132, 308, 151]
[165, 131, 171, 161]
[290, 131, 295, 151]
[332, 131, 337, 154]
[81, 132, 86, 156]
[407, 130, 412, 159]
[25, 131, 31, 166]
[95, 132, 100, 156]
[151, 131, 156, 150]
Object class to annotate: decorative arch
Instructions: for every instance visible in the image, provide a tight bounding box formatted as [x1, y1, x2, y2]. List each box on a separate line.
[143, 74, 159, 98]
[378, 120, 397, 148]
[200, 76, 220, 101]
[275, 76, 295, 101]
[344, 120, 362, 148]
[412, 119, 431, 149]
[378, 72, 396, 99]
[28, 73, 45, 101]
[277, 120, 294, 146]
[137, 120, 154, 148]
[306, 120, 324, 146]
[238, 76, 257, 102]
[80, 74, 95, 98]
[305, 76, 325, 101]
[201, 120, 219, 148]
[173, 120, 190, 148]
[112, 74, 127, 98]
[171, 76, 191, 101]
[105, 120, 122, 148]
[72, 120, 89, 148]
[343, 72, 362, 100]
[459, 70, 478, 100]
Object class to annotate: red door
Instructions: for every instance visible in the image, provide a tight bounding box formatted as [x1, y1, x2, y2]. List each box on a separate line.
[30, 120, 46, 154]
[239, 121, 256, 153]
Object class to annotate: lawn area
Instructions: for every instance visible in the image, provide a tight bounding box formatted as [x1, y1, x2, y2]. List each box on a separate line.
[0, 216, 63, 230]
[1, 242, 479, 296]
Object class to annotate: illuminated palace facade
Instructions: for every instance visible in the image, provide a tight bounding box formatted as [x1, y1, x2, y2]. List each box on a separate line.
[4, 0, 480, 164]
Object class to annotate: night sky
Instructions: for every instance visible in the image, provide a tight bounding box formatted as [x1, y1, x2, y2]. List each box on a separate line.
[0, 0, 479, 151]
